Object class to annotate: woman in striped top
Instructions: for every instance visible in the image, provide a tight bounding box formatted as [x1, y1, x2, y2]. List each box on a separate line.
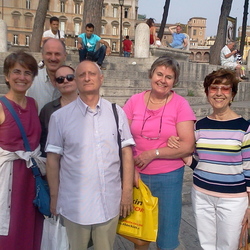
[170, 68, 250, 250]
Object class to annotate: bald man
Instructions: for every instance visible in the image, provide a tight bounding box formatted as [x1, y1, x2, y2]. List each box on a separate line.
[46, 60, 135, 250]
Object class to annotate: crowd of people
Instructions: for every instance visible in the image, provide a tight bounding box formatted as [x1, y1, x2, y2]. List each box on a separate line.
[0, 16, 250, 250]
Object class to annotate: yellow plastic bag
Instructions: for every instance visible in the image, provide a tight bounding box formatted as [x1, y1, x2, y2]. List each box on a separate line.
[117, 179, 158, 242]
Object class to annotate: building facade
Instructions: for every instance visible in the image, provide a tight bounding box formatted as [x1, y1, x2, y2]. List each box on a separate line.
[0, 0, 138, 52]
[187, 17, 206, 46]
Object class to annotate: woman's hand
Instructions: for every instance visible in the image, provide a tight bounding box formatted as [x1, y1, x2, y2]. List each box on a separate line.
[242, 206, 250, 227]
[168, 136, 180, 149]
[134, 150, 154, 170]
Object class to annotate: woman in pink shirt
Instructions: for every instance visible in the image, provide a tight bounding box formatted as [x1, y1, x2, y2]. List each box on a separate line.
[123, 56, 196, 250]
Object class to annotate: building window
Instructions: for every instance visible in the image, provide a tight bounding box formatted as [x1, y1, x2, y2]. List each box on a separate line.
[60, 21, 65, 32]
[13, 34, 18, 45]
[124, 8, 129, 18]
[193, 29, 197, 36]
[75, 39, 78, 47]
[101, 25, 105, 35]
[13, 16, 19, 27]
[124, 27, 128, 36]
[26, 0, 31, 9]
[60, 1, 65, 12]
[75, 3, 80, 14]
[25, 35, 30, 46]
[74, 23, 80, 35]
[112, 26, 117, 36]
[113, 7, 118, 18]
[25, 16, 32, 28]
[112, 42, 116, 52]
[193, 20, 196, 23]
[102, 6, 105, 16]
[199, 31, 202, 35]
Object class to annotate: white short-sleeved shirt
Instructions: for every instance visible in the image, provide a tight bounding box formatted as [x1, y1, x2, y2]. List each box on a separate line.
[43, 29, 65, 39]
[46, 97, 135, 225]
[220, 45, 238, 69]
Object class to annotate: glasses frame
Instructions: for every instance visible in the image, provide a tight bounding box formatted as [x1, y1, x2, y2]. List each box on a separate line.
[140, 98, 167, 140]
[55, 74, 75, 84]
[208, 84, 232, 94]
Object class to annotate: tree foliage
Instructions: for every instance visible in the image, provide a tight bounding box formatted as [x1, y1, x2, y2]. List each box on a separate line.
[29, 0, 49, 52]
[81, 0, 104, 36]
[209, 0, 233, 65]
[158, 0, 171, 40]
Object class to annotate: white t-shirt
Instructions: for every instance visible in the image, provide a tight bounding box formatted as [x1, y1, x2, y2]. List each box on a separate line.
[43, 29, 65, 39]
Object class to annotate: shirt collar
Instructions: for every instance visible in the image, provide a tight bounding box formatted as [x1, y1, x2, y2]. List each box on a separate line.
[77, 96, 101, 116]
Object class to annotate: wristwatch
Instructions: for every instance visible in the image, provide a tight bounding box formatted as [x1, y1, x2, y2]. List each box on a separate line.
[155, 149, 160, 156]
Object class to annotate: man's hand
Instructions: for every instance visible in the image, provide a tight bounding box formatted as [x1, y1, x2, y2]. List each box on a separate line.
[77, 43, 83, 50]
[106, 46, 111, 56]
[120, 188, 133, 218]
[50, 195, 58, 216]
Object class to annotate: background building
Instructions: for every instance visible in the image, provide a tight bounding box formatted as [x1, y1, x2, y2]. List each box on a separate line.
[0, 0, 138, 53]
[187, 17, 206, 46]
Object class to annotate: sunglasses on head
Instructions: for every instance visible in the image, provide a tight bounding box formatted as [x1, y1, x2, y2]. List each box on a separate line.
[55, 74, 75, 84]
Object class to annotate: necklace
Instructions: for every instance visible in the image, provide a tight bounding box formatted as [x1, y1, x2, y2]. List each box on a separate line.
[140, 92, 169, 140]
[149, 98, 167, 104]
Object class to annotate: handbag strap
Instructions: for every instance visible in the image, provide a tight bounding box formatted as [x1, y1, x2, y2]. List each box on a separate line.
[0, 96, 41, 177]
[112, 103, 123, 179]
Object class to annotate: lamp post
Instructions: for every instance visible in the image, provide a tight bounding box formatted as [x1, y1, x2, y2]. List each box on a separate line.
[119, 0, 124, 56]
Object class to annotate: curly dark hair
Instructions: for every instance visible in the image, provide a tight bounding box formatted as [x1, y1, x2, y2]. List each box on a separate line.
[203, 68, 239, 99]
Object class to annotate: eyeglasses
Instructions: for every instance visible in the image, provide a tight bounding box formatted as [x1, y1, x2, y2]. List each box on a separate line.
[55, 74, 75, 84]
[140, 98, 167, 140]
[209, 85, 232, 94]
[140, 114, 163, 140]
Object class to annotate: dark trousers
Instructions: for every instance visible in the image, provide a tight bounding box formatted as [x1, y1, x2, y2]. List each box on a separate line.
[78, 45, 106, 65]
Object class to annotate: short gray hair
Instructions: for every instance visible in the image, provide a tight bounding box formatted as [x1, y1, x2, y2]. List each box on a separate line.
[148, 56, 180, 85]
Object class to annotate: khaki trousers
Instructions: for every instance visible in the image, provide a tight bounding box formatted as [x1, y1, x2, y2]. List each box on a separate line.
[62, 215, 119, 250]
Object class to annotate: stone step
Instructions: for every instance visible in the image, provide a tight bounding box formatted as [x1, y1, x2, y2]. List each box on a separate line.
[0, 83, 8, 94]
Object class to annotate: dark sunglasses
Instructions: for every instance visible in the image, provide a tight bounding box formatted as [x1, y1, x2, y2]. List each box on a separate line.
[55, 74, 75, 84]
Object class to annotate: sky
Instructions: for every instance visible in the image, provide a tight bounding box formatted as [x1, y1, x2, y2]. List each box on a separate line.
[138, 0, 248, 37]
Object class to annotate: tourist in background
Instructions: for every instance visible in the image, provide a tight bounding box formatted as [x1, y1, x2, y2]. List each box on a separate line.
[0, 51, 44, 250]
[220, 41, 245, 81]
[42, 16, 65, 42]
[77, 23, 111, 69]
[123, 56, 196, 250]
[123, 35, 133, 57]
[168, 25, 187, 49]
[146, 18, 157, 45]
